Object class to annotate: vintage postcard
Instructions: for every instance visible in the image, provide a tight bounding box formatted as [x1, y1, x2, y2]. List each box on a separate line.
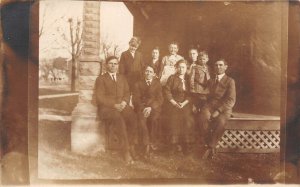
[1, 0, 300, 185]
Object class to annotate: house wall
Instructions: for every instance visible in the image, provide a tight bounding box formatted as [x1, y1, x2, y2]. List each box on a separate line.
[131, 1, 287, 115]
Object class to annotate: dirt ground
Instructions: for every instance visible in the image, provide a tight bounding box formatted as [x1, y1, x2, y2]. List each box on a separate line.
[38, 89, 280, 183]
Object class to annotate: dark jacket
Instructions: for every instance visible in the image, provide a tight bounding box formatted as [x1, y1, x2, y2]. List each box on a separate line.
[119, 50, 144, 90]
[95, 73, 130, 109]
[147, 59, 162, 78]
[206, 74, 236, 114]
[132, 78, 163, 112]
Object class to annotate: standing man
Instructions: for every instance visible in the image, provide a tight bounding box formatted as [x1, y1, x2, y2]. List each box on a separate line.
[119, 36, 144, 92]
[95, 56, 138, 164]
[132, 65, 163, 158]
[199, 59, 236, 159]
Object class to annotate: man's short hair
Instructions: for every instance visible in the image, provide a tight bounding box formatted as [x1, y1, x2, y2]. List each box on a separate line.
[106, 56, 119, 64]
[169, 41, 179, 47]
[216, 58, 228, 65]
[189, 47, 198, 53]
[175, 59, 187, 67]
[152, 46, 160, 51]
[144, 64, 156, 73]
[129, 36, 141, 47]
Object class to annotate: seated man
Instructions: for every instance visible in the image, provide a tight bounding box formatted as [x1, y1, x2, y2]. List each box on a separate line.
[95, 56, 138, 164]
[132, 65, 163, 158]
[198, 59, 236, 159]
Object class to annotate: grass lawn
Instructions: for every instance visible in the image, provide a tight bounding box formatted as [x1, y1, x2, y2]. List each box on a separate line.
[38, 93, 280, 183]
[39, 95, 78, 115]
[39, 88, 76, 96]
[38, 119, 280, 183]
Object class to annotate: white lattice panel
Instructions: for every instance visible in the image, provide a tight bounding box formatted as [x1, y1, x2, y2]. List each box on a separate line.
[216, 130, 280, 152]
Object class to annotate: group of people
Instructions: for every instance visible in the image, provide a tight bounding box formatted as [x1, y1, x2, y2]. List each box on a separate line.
[95, 37, 236, 164]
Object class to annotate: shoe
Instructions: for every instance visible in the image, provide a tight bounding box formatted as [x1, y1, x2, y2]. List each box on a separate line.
[144, 145, 150, 159]
[124, 151, 134, 165]
[130, 145, 138, 160]
[150, 144, 158, 151]
[177, 145, 183, 152]
[202, 148, 215, 160]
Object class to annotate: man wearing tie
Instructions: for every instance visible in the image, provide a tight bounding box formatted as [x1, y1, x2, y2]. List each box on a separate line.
[132, 65, 164, 158]
[95, 56, 138, 164]
[199, 59, 236, 159]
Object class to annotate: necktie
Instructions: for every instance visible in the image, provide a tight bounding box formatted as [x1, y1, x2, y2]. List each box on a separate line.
[112, 74, 116, 82]
[212, 76, 219, 93]
[215, 76, 219, 84]
[146, 80, 151, 86]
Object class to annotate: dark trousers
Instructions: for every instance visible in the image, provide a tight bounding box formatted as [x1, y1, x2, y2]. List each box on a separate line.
[198, 106, 231, 148]
[137, 109, 161, 145]
[191, 93, 207, 111]
[99, 105, 138, 151]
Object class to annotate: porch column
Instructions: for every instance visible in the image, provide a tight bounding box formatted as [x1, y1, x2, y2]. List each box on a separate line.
[71, 1, 105, 155]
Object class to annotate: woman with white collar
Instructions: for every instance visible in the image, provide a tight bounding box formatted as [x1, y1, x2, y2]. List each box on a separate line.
[163, 59, 195, 155]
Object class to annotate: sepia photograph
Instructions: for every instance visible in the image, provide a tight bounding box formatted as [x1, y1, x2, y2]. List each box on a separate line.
[35, 0, 288, 183]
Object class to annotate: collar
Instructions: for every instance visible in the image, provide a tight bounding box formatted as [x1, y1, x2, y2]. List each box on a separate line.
[108, 72, 117, 79]
[178, 74, 185, 80]
[152, 58, 159, 63]
[130, 50, 135, 57]
[145, 78, 153, 83]
[216, 73, 225, 81]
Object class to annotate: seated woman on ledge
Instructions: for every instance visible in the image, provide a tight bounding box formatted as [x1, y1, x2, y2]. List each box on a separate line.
[163, 59, 195, 155]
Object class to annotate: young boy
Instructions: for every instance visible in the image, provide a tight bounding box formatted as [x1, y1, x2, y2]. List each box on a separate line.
[189, 51, 210, 112]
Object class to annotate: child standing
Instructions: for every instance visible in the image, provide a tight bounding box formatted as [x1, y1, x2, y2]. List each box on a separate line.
[159, 42, 184, 86]
[189, 51, 210, 112]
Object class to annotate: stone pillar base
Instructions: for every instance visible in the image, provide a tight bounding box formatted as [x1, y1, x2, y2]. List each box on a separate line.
[71, 103, 105, 155]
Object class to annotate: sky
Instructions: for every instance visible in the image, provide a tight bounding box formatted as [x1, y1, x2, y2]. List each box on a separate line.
[39, 0, 133, 60]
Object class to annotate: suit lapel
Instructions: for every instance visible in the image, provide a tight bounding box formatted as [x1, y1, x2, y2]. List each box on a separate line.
[125, 50, 134, 61]
[218, 74, 228, 87]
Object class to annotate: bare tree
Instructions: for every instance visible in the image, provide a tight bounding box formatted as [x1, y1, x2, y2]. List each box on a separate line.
[39, 2, 66, 39]
[100, 35, 120, 58]
[57, 18, 82, 91]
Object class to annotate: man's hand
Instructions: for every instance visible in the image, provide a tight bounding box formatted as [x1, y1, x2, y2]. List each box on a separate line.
[120, 101, 127, 110]
[192, 105, 197, 113]
[211, 110, 220, 118]
[143, 107, 152, 118]
[114, 103, 123, 112]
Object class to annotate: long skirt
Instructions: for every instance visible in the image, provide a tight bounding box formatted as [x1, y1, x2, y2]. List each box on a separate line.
[162, 102, 196, 144]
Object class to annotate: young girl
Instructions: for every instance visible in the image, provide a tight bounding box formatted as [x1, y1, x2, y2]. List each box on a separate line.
[159, 42, 184, 86]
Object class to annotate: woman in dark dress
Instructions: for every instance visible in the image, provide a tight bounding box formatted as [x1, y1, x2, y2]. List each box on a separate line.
[163, 59, 195, 154]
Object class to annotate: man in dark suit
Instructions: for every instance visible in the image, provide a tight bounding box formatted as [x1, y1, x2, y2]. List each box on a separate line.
[198, 59, 236, 159]
[132, 64, 163, 158]
[119, 37, 144, 91]
[95, 56, 138, 164]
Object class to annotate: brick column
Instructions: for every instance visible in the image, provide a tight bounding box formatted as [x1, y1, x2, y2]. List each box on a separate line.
[71, 1, 104, 155]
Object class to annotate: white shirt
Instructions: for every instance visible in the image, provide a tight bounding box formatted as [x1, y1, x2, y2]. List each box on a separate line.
[145, 79, 153, 86]
[216, 73, 225, 82]
[152, 59, 159, 64]
[109, 73, 117, 81]
[130, 51, 135, 58]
